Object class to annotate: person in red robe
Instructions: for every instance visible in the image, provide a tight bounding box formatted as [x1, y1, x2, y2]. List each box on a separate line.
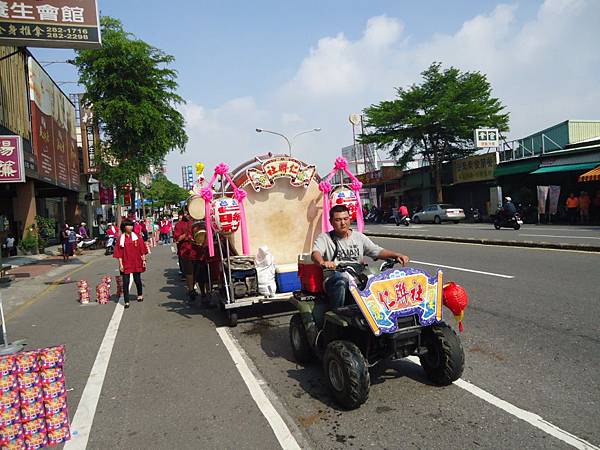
[113, 219, 148, 309]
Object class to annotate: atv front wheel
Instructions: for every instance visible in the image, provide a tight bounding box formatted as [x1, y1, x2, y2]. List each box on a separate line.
[289, 313, 313, 364]
[323, 341, 370, 409]
[419, 323, 464, 385]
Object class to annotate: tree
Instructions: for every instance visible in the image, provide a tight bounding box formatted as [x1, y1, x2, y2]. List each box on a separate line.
[73, 17, 187, 218]
[143, 173, 189, 209]
[362, 62, 509, 202]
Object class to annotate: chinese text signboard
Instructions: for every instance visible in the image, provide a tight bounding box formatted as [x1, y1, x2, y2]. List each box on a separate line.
[0, 135, 25, 183]
[28, 57, 80, 191]
[349, 268, 443, 336]
[474, 128, 499, 148]
[452, 152, 499, 184]
[243, 156, 316, 192]
[0, 0, 101, 49]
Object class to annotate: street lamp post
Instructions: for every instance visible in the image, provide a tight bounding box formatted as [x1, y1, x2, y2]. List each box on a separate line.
[255, 128, 321, 156]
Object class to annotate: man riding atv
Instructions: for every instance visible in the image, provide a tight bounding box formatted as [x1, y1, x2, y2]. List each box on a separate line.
[311, 204, 410, 309]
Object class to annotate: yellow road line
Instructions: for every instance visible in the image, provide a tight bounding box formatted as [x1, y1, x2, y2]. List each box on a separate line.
[5, 258, 97, 322]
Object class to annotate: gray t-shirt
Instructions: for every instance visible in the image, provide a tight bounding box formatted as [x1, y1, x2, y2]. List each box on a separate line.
[312, 231, 383, 265]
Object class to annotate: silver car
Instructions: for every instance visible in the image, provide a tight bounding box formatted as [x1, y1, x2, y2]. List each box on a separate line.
[412, 204, 466, 224]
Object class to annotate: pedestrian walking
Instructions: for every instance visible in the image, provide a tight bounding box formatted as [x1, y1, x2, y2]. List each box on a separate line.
[160, 216, 172, 244]
[173, 210, 186, 278]
[173, 210, 209, 305]
[113, 219, 148, 309]
[60, 224, 70, 262]
[67, 227, 77, 257]
[565, 193, 579, 225]
[579, 191, 590, 225]
[98, 220, 107, 246]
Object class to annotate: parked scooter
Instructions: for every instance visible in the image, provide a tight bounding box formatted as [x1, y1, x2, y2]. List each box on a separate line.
[396, 215, 410, 226]
[469, 207, 482, 223]
[77, 235, 97, 250]
[493, 209, 523, 230]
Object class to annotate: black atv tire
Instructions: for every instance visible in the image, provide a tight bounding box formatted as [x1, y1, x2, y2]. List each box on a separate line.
[289, 313, 313, 364]
[513, 223, 521, 230]
[419, 323, 464, 385]
[493, 221, 501, 230]
[323, 340, 370, 409]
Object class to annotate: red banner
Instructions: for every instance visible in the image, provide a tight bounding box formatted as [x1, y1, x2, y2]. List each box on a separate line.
[0, 135, 26, 183]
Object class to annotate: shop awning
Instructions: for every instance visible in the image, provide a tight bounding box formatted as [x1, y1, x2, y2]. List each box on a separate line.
[494, 160, 540, 177]
[530, 162, 599, 175]
[579, 165, 600, 182]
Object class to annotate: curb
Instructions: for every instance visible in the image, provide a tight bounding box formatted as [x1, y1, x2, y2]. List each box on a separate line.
[364, 232, 600, 252]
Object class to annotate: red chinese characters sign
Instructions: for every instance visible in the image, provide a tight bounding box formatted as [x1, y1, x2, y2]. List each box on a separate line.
[0, 0, 101, 49]
[0, 135, 25, 183]
[244, 156, 317, 192]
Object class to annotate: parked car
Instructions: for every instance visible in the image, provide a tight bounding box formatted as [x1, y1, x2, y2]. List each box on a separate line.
[412, 204, 466, 224]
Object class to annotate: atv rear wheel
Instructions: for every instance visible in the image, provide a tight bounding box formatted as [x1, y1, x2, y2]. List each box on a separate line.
[289, 313, 313, 364]
[323, 341, 370, 409]
[419, 323, 464, 385]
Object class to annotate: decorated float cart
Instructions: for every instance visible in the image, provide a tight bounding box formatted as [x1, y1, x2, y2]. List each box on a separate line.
[186, 154, 323, 326]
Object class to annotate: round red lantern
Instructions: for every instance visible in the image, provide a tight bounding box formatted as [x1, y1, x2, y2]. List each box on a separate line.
[442, 282, 469, 332]
[209, 197, 241, 234]
[331, 188, 358, 220]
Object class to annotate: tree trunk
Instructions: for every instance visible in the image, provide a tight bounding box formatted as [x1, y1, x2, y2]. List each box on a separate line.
[431, 148, 444, 203]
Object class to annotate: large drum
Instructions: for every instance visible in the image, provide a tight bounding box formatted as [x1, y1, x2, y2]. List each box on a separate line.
[187, 195, 206, 220]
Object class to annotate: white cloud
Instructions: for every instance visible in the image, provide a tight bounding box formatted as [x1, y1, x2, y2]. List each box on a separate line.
[166, 0, 600, 183]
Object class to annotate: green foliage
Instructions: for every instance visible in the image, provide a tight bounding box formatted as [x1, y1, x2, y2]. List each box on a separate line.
[362, 62, 510, 201]
[35, 216, 56, 251]
[73, 16, 187, 192]
[18, 229, 38, 254]
[143, 173, 189, 208]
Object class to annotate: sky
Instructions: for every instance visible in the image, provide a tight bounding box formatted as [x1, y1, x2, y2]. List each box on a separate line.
[34, 0, 600, 184]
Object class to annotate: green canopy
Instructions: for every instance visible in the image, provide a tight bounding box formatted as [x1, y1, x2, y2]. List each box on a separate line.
[494, 160, 540, 177]
[530, 162, 599, 175]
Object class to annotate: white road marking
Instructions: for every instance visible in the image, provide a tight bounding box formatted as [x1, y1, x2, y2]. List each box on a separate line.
[404, 356, 599, 450]
[216, 327, 301, 450]
[521, 234, 600, 240]
[411, 260, 514, 279]
[65, 303, 125, 450]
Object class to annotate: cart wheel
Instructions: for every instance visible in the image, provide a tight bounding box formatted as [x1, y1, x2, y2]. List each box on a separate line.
[227, 311, 238, 327]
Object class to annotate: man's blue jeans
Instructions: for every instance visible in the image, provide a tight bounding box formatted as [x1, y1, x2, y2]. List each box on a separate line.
[324, 272, 350, 309]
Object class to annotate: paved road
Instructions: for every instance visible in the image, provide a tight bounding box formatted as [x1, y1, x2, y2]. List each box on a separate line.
[3, 242, 599, 449]
[365, 223, 600, 248]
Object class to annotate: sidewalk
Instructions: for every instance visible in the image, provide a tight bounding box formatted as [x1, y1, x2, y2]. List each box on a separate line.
[0, 249, 105, 318]
[364, 223, 600, 252]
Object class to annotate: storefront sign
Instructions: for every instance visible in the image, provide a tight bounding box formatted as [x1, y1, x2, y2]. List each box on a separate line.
[453, 153, 498, 184]
[0, 0, 101, 49]
[28, 57, 79, 191]
[0, 135, 25, 183]
[474, 128, 499, 148]
[349, 268, 443, 336]
[245, 156, 316, 192]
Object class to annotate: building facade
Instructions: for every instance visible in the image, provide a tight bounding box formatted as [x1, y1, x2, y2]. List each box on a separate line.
[1, 48, 86, 249]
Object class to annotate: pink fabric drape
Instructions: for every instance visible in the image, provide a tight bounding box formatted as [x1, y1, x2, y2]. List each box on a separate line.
[200, 163, 250, 257]
[321, 157, 365, 232]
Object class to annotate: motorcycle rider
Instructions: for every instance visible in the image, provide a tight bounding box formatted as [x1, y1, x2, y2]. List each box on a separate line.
[311, 204, 409, 310]
[398, 203, 409, 226]
[501, 196, 517, 220]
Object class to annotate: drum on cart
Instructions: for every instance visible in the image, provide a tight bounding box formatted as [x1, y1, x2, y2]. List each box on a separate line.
[187, 195, 206, 220]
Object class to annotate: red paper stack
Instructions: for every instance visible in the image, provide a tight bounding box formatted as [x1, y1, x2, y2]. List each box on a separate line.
[115, 276, 124, 298]
[0, 346, 71, 449]
[96, 282, 110, 305]
[77, 281, 90, 305]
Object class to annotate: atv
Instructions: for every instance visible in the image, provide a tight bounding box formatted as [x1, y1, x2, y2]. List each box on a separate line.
[289, 260, 465, 409]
